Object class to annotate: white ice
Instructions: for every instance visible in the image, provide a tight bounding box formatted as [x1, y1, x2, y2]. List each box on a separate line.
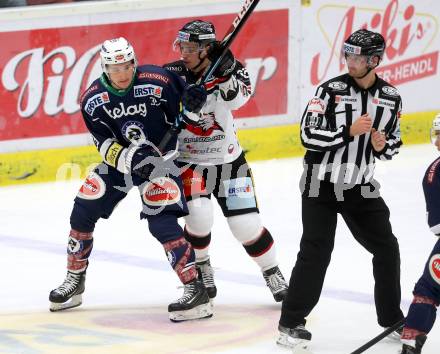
[0, 144, 439, 354]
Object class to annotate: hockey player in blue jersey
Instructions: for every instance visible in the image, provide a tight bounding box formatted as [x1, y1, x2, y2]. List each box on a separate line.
[49, 37, 212, 322]
[400, 113, 440, 353]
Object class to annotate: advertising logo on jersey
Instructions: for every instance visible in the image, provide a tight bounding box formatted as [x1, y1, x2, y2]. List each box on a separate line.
[133, 84, 163, 99]
[372, 97, 396, 109]
[224, 177, 257, 211]
[181, 167, 206, 198]
[142, 177, 181, 206]
[138, 72, 170, 84]
[381, 86, 399, 97]
[77, 172, 106, 200]
[122, 121, 147, 145]
[185, 112, 224, 137]
[335, 96, 357, 104]
[103, 102, 147, 119]
[85, 92, 110, 116]
[307, 98, 326, 114]
[429, 254, 440, 285]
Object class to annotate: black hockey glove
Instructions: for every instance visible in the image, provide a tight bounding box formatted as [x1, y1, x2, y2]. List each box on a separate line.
[130, 145, 160, 180]
[207, 41, 236, 79]
[182, 84, 207, 113]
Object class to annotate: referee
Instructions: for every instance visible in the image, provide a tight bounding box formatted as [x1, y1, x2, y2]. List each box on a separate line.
[277, 29, 404, 350]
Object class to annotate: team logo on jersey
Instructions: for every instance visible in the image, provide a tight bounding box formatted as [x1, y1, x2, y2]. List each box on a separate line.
[328, 81, 347, 90]
[142, 177, 181, 206]
[103, 102, 147, 119]
[77, 172, 106, 200]
[429, 254, 440, 284]
[372, 97, 395, 109]
[84, 92, 110, 115]
[122, 121, 147, 145]
[382, 86, 399, 96]
[185, 112, 224, 136]
[133, 84, 163, 98]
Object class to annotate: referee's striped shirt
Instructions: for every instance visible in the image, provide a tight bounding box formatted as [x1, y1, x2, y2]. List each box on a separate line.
[301, 73, 402, 185]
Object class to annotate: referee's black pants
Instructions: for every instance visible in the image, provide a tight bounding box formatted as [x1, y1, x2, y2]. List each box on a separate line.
[280, 181, 404, 328]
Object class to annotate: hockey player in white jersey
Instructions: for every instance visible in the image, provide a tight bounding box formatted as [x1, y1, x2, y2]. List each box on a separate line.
[164, 20, 288, 303]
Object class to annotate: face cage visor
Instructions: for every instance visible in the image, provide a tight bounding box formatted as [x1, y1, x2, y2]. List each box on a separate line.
[173, 30, 215, 53]
[105, 60, 136, 74]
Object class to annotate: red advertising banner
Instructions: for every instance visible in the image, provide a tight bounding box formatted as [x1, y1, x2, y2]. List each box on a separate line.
[0, 9, 288, 142]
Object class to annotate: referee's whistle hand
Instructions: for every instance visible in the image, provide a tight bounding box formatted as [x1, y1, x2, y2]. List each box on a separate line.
[350, 114, 373, 136]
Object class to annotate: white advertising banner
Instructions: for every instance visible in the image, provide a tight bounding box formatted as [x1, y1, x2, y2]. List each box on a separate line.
[299, 0, 439, 119]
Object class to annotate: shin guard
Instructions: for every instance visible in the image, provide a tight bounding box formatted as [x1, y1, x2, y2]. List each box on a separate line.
[163, 237, 197, 284]
[67, 229, 93, 273]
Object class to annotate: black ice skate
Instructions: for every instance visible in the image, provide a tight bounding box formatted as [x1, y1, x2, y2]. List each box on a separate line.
[263, 266, 288, 302]
[168, 279, 213, 322]
[277, 324, 312, 349]
[196, 257, 217, 299]
[401, 334, 427, 354]
[49, 271, 86, 312]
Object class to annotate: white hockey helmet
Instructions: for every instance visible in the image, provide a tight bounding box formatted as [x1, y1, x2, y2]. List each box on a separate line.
[100, 37, 137, 75]
[430, 113, 440, 144]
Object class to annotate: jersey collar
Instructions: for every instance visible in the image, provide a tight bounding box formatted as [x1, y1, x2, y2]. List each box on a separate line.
[99, 72, 136, 97]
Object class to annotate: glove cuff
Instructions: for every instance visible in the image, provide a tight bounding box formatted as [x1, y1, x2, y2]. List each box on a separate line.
[125, 146, 140, 173]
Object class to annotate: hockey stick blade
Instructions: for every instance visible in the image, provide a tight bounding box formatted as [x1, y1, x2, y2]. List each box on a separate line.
[349, 318, 405, 354]
[157, 0, 260, 152]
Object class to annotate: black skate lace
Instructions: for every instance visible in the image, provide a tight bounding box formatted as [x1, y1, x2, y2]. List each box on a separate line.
[198, 262, 215, 288]
[264, 269, 287, 294]
[55, 272, 81, 296]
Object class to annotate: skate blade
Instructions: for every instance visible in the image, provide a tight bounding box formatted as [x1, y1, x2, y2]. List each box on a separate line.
[169, 302, 213, 322]
[276, 332, 310, 350]
[50, 294, 82, 312]
[292, 347, 314, 354]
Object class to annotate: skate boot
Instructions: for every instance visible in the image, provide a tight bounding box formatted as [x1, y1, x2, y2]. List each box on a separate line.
[168, 279, 213, 322]
[49, 271, 86, 312]
[277, 324, 312, 349]
[196, 257, 217, 299]
[263, 266, 288, 302]
[401, 334, 427, 354]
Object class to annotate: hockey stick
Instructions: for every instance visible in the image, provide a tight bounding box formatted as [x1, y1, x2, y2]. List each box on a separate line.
[158, 0, 260, 151]
[349, 318, 405, 354]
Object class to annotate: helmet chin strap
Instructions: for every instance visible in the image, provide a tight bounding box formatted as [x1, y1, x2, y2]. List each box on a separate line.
[190, 50, 209, 74]
[355, 56, 379, 79]
[355, 66, 373, 79]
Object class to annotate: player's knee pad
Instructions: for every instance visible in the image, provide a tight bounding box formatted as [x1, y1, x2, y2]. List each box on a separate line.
[163, 237, 197, 284]
[184, 227, 211, 250]
[184, 197, 214, 236]
[147, 213, 183, 244]
[227, 212, 263, 244]
[67, 229, 93, 273]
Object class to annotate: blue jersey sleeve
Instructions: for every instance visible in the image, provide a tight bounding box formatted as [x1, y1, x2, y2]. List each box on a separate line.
[423, 157, 440, 235]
